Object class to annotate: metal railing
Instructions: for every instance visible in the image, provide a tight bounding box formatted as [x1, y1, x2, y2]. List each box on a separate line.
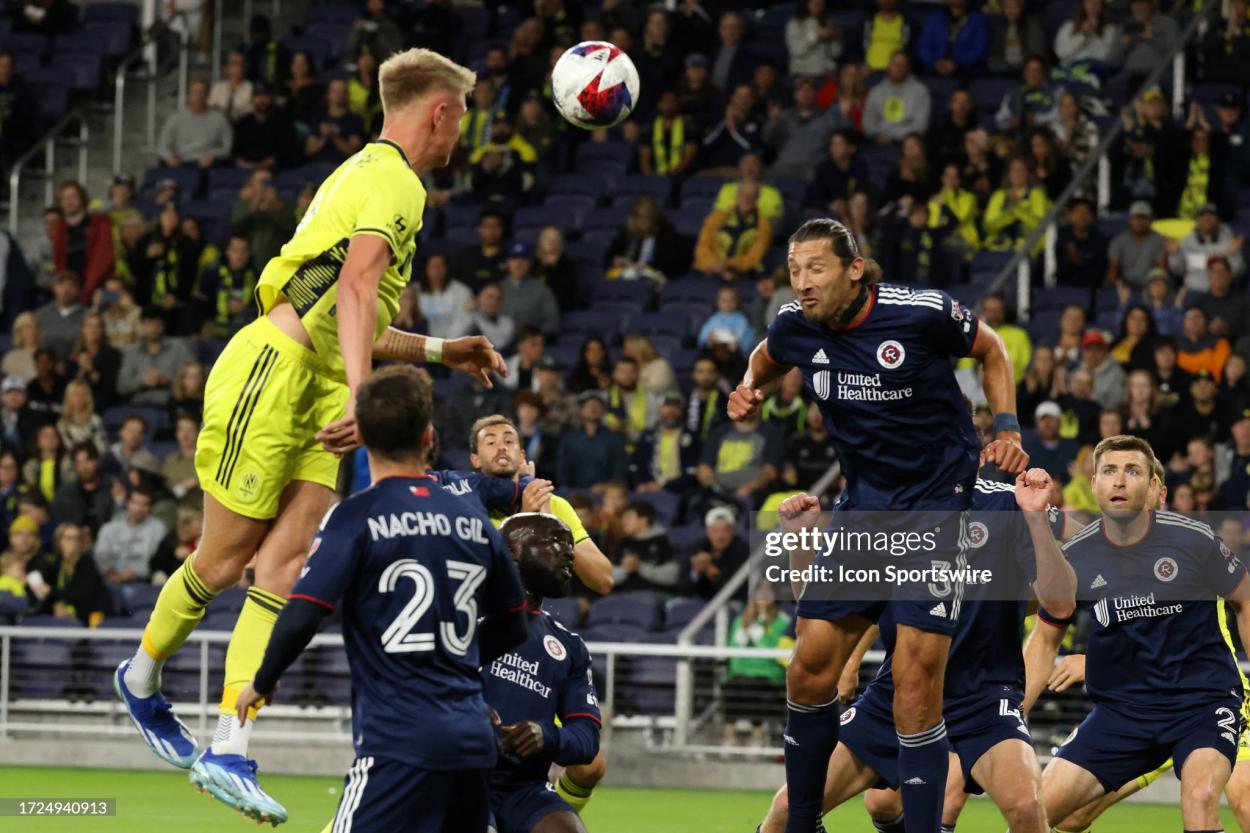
[7, 109, 90, 235]
[987, 4, 1217, 318]
[113, 18, 194, 174]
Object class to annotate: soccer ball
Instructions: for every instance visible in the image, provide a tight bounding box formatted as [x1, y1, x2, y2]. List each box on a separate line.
[550, 41, 640, 130]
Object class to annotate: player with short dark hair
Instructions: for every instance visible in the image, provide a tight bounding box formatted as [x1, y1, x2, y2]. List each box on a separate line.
[728, 217, 1028, 833]
[233, 365, 528, 832]
[757, 472, 1074, 833]
[1023, 434, 1250, 832]
[484, 512, 601, 833]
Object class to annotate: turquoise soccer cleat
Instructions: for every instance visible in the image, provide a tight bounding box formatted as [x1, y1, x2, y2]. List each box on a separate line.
[113, 659, 199, 769]
[189, 748, 289, 826]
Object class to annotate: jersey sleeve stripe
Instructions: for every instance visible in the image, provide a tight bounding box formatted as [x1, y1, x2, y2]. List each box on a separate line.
[561, 711, 603, 725]
[352, 226, 399, 251]
[1037, 606, 1074, 628]
[289, 593, 334, 610]
[508, 601, 527, 613]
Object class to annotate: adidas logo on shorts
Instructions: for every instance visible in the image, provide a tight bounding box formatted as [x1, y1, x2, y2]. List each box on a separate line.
[903, 777, 927, 785]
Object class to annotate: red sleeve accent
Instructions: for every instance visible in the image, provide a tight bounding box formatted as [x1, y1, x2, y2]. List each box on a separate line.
[290, 593, 334, 611]
[508, 600, 527, 613]
[1036, 606, 1073, 629]
[560, 712, 603, 726]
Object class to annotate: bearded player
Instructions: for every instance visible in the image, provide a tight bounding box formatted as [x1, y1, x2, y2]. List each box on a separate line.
[112, 48, 506, 825]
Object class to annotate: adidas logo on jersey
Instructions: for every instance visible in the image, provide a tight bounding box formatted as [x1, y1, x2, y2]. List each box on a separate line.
[783, 734, 799, 747]
[903, 777, 927, 785]
[1090, 574, 1107, 589]
[812, 349, 829, 365]
[929, 602, 947, 617]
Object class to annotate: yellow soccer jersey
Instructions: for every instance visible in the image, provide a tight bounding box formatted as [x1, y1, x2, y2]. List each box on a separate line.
[256, 139, 425, 382]
[490, 494, 591, 545]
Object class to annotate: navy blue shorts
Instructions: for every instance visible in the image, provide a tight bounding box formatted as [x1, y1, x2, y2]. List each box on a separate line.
[488, 781, 575, 833]
[796, 503, 971, 636]
[945, 687, 1033, 795]
[330, 756, 490, 833]
[837, 685, 903, 790]
[1055, 698, 1243, 793]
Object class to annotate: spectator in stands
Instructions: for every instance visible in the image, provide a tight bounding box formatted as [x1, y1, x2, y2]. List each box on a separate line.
[863, 52, 931, 144]
[69, 311, 121, 410]
[101, 415, 159, 480]
[1110, 304, 1158, 372]
[1059, 366, 1101, 443]
[1026, 401, 1080, 479]
[1192, 257, 1250, 345]
[558, 392, 628, 491]
[1018, 345, 1057, 428]
[677, 53, 720, 133]
[282, 50, 324, 133]
[988, 0, 1045, 76]
[25, 350, 63, 426]
[114, 213, 149, 289]
[786, 0, 842, 78]
[515, 92, 555, 170]
[763, 77, 845, 181]
[2, 312, 37, 383]
[615, 500, 678, 594]
[500, 242, 559, 338]
[416, 254, 472, 340]
[960, 127, 1002, 205]
[1120, 0, 1180, 81]
[566, 337, 611, 396]
[630, 392, 699, 493]
[55, 380, 105, 453]
[1175, 122, 1228, 221]
[460, 79, 498, 161]
[169, 361, 204, 425]
[1053, 93, 1100, 184]
[710, 10, 754, 92]
[0, 376, 35, 454]
[117, 307, 192, 408]
[157, 79, 233, 172]
[760, 368, 807, 443]
[501, 327, 545, 394]
[94, 485, 165, 588]
[451, 209, 508, 294]
[714, 153, 784, 224]
[9, 511, 51, 580]
[33, 271, 84, 366]
[1152, 335, 1190, 409]
[687, 356, 727, 442]
[1178, 307, 1232, 382]
[534, 355, 576, 434]
[1055, 198, 1107, 290]
[639, 89, 700, 180]
[209, 51, 254, 122]
[697, 412, 782, 507]
[701, 84, 764, 171]
[805, 130, 868, 217]
[1167, 206, 1245, 293]
[918, 0, 989, 78]
[231, 82, 297, 171]
[231, 170, 294, 269]
[694, 183, 771, 282]
[469, 114, 537, 206]
[781, 401, 835, 491]
[983, 157, 1050, 253]
[44, 522, 109, 625]
[1028, 129, 1072, 202]
[698, 286, 757, 356]
[1079, 330, 1126, 410]
[453, 283, 515, 353]
[350, 0, 404, 61]
[161, 414, 201, 505]
[748, 271, 797, 338]
[241, 14, 288, 87]
[1218, 408, 1250, 508]
[533, 227, 579, 315]
[681, 505, 748, 600]
[1171, 370, 1229, 451]
[0, 451, 21, 543]
[622, 333, 677, 397]
[0, 550, 28, 622]
[927, 90, 977, 171]
[22, 424, 69, 503]
[0, 50, 34, 172]
[347, 48, 382, 135]
[1107, 201, 1167, 289]
[861, 0, 911, 72]
[50, 441, 111, 533]
[604, 357, 657, 442]
[995, 57, 1058, 136]
[881, 134, 937, 216]
[1124, 368, 1169, 451]
[725, 582, 790, 744]
[1054, 0, 1119, 68]
[606, 194, 686, 282]
[197, 235, 257, 339]
[51, 182, 113, 303]
[1200, 0, 1250, 83]
[632, 8, 682, 121]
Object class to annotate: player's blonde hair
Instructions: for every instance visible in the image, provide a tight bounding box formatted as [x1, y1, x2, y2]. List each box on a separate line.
[378, 48, 476, 114]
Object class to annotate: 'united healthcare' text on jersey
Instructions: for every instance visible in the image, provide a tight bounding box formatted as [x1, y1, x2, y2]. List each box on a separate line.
[765, 284, 980, 509]
[1045, 511, 1248, 712]
[289, 475, 525, 770]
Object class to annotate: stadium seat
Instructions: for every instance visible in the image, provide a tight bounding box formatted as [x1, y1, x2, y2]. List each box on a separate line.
[514, 204, 579, 234]
[590, 279, 652, 308]
[969, 77, 1015, 115]
[1, 31, 48, 59]
[280, 35, 332, 72]
[304, 23, 350, 61]
[662, 597, 706, 630]
[660, 276, 719, 305]
[681, 177, 729, 202]
[1031, 286, 1092, 312]
[575, 140, 633, 171]
[578, 623, 647, 644]
[455, 5, 491, 40]
[582, 205, 632, 232]
[585, 591, 663, 631]
[141, 166, 201, 197]
[668, 524, 706, 554]
[561, 309, 624, 341]
[82, 20, 132, 59]
[621, 644, 676, 714]
[549, 173, 616, 200]
[634, 491, 680, 526]
[439, 202, 483, 233]
[632, 311, 692, 341]
[303, 2, 361, 25]
[614, 175, 671, 203]
[84, 2, 141, 26]
[11, 638, 76, 699]
[101, 405, 167, 439]
[543, 597, 581, 630]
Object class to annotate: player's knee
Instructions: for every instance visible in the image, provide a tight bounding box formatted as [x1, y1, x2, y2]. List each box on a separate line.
[190, 552, 247, 592]
[862, 788, 900, 821]
[997, 789, 1044, 829]
[786, 652, 837, 702]
[1183, 779, 1221, 810]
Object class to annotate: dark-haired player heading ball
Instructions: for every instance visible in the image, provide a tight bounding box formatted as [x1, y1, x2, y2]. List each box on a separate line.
[727, 218, 1028, 833]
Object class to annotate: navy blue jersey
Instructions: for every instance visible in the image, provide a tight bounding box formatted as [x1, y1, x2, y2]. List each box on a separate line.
[765, 284, 980, 509]
[871, 479, 1054, 699]
[425, 469, 527, 514]
[290, 475, 526, 770]
[1045, 510, 1248, 711]
[482, 611, 601, 789]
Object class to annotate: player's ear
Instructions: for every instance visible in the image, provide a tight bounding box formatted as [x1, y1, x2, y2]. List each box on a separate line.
[422, 423, 435, 452]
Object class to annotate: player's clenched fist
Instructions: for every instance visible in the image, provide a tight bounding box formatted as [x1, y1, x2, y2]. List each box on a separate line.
[982, 435, 1030, 475]
[778, 492, 821, 533]
[521, 478, 555, 513]
[1014, 467, 1052, 512]
[443, 335, 508, 388]
[727, 384, 765, 421]
[500, 721, 545, 758]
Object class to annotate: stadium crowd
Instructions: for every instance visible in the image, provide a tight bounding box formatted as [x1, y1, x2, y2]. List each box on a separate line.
[0, 0, 1249, 683]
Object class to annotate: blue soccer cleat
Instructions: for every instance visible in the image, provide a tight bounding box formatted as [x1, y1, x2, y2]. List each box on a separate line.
[113, 659, 199, 768]
[190, 748, 289, 826]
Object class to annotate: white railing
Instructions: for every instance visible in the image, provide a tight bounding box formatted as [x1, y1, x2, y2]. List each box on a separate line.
[113, 17, 194, 174]
[7, 109, 90, 235]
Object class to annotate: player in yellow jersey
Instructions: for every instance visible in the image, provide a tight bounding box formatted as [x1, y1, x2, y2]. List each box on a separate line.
[111, 48, 506, 826]
[1041, 457, 1250, 833]
[467, 413, 614, 811]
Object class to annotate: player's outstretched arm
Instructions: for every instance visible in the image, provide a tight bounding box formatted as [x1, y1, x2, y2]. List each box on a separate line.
[728, 339, 790, 422]
[968, 321, 1029, 475]
[478, 606, 529, 664]
[236, 598, 334, 722]
[373, 328, 507, 388]
[1015, 469, 1077, 618]
[1022, 610, 1068, 714]
[548, 494, 614, 595]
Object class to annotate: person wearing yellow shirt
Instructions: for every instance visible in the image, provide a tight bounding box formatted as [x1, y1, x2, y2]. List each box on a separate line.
[862, 0, 912, 73]
[696, 181, 773, 280]
[983, 156, 1050, 254]
[712, 152, 784, 224]
[957, 292, 1033, 384]
[639, 90, 699, 179]
[927, 163, 980, 254]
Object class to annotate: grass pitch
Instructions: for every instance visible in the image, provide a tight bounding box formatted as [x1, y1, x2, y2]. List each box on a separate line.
[0, 766, 1210, 832]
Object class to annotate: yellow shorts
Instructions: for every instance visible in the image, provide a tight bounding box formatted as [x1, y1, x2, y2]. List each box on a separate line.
[195, 316, 348, 520]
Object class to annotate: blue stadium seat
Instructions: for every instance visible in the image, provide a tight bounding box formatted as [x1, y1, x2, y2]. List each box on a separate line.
[207, 167, 252, 194]
[681, 177, 729, 202]
[562, 309, 623, 341]
[101, 405, 167, 439]
[590, 279, 652, 308]
[633, 311, 692, 340]
[582, 205, 631, 232]
[303, 3, 361, 25]
[141, 166, 201, 196]
[304, 23, 349, 60]
[668, 524, 706, 554]
[614, 175, 671, 202]
[575, 140, 633, 171]
[11, 639, 76, 699]
[2, 31, 48, 58]
[969, 77, 1015, 115]
[439, 202, 484, 232]
[456, 5, 491, 40]
[82, 20, 132, 59]
[578, 623, 647, 645]
[543, 598, 581, 630]
[858, 143, 901, 185]
[662, 597, 706, 630]
[53, 51, 103, 93]
[84, 2, 140, 26]
[1094, 285, 1120, 315]
[1031, 286, 1091, 312]
[633, 490, 680, 526]
[667, 210, 705, 238]
[1042, 1, 1080, 40]
[549, 173, 616, 199]
[755, 3, 797, 40]
[52, 30, 106, 55]
[515, 204, 579, 233]
[621, 647, 676, 714]
[586, 591, 663, 631]
[280, 35, 332, 72]
[661, 276, 719, 305]
[212, 587, 247, 615]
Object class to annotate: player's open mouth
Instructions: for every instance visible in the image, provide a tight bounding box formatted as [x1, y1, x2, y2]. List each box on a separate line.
[801, 298, 819, 307]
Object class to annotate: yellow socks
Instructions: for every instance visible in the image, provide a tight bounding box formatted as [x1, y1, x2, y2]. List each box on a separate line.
[125, 555, 215, 697]
[556, 770, 595, 813]
[211, 586, 286, 756]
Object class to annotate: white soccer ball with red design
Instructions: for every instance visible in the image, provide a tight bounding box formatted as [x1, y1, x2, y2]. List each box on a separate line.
[550, 41, 640, 130]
